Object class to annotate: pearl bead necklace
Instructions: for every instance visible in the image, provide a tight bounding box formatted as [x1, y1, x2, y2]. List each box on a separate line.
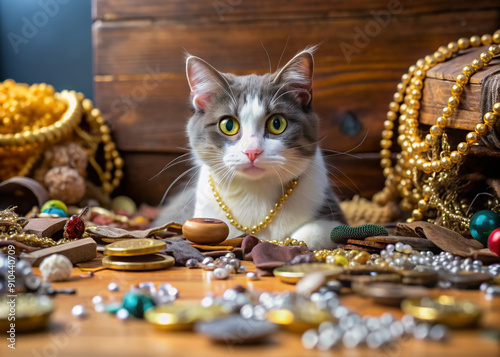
[208, 174, 298, 235]
[375, 30, 500, 225]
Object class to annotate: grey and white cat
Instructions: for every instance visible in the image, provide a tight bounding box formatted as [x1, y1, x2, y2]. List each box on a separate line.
[157, 47, 346, 249]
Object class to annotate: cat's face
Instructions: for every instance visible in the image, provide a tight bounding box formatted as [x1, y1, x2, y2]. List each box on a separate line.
[186, 49, 319, 184]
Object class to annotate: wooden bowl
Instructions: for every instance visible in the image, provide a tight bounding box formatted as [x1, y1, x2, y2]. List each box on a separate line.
[182, 218, 229, 245]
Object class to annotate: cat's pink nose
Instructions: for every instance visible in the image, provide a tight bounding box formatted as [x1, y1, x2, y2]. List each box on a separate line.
[244, 149, 262, 163]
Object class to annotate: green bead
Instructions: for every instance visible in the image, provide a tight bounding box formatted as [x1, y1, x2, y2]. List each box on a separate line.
[469, 210, 500, 245]
[41, 200, 68, 215]
[330, 224, 388, 243]
[122, 292, 156, 318]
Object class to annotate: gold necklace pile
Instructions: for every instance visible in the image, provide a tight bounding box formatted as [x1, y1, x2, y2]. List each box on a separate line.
[208, 174, 299, 235]
[0, 207, 57, 248]
[374, 30, 500, 233]
[0, 80, 123, 196]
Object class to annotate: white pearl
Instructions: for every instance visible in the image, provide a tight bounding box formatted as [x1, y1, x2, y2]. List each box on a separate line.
[213, 267, 230, 280]
[71, 304, 87, 318]
[108, 282, 119, 292]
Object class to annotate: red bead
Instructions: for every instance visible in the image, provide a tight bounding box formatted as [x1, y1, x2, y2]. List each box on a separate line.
[488, 228, 500, 256]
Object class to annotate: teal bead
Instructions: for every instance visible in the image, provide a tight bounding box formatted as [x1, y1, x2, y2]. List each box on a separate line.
[41, 207, 68, 218]
[469, 210, 500, 245]
[41, 200, 68, 214]
[122, 292, 155, 318]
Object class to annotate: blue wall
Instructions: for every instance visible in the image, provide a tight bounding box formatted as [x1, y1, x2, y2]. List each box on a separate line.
[0, 0, 93, 99]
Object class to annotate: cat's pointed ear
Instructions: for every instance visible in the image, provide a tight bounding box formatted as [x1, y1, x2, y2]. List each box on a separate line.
[186, 56, 229, 111]
[273, 47, 315, 106]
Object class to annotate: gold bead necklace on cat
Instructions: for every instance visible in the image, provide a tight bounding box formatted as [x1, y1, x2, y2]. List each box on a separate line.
[208, 173, 299, 235]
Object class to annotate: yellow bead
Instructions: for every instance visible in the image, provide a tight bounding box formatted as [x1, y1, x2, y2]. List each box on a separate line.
[436, 116, 448, 128]
[424, 134, 436, 145]
[462, 65, 475, 77]
[457, 142, 470, 154]
[265, 216, 272, 223]
[269, 209, 276, 216]
[450, 151, 463, 163]
[472, 59, 484, 70]
[412, 209, 423, 221]
[429, 125, 442, 137]
[380, 139, 392, 149]
[425, 55, 436, 66]
[484, 112, 498, 125]
[383, 120, 394, 130]
[422, 162, 432, 174]
[482, 34, 493, 46]
[440, 156, 453, 170]
[431, 160, 441, 172]
[380, 158, 392, 168]
[470, 35, 481, 47]
[381, 130, 393, 139]
[438, 46, 452, 59]
[456, 74, 468, 86]
[442, 107, 453, 118]
[475, 123, 488, 135]
[416, 59, 426, 69]
[389, 101, 400, 112]
[451, 84, 463, 96]
[457, 37, 470, 49]
[414, 69, 425, 79]
[448, 96, 459, 108]
[418, 199, 429, 211]
[489, 44, 500, 56]
[393, 92, 403, 103]
[481, 51, 492, 63]
[494, 31, 500, 44]
[401, 73, 411, 84]
[466, 132, 479, 144]
[448, 41, 459, 53]
[386, 111, 397, 121]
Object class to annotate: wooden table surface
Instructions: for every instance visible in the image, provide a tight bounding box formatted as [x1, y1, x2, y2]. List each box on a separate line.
[2, 261, 499, 357]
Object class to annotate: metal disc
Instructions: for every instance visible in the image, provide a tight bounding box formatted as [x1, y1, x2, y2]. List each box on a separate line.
[273, 263, 343, 284]
[102, 254, 175, 271]
[103, 238, 166, 256]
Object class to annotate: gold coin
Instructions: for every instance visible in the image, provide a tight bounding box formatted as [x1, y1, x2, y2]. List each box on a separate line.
[145, 303, 229, 331]
[102, 254, 175, 271]
[103, 238, 166, 256]
[0, 294, 54, 333]
[266, 304, 336, 333]
[273, 263, 343, 284]
[401, 295, 483, 328]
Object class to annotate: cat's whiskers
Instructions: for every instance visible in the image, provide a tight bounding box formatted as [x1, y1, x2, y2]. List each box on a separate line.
[206, 73, 238, 107]
[151, 152, 192, 180]
[270, 89, 306, 106]
[160, 165, 200, 205]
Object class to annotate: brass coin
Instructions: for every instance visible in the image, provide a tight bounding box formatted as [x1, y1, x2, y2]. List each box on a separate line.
[0, 294, 54, 333]
[273, 263, 343, 284]
[401, 295, 483, 328]
[102, 254, 175, 271]
[266, 304, 336, 333]
[145, 303, 229, 331]
[103, 238, 166, 256]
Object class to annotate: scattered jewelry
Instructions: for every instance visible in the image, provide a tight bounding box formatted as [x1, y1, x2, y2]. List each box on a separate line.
[108, 282, 119, 292]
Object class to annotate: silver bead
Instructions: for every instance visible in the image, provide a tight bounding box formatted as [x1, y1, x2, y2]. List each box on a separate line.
[414, 323, 430, 340]
[246, 271, 259, 281]
[380, 312, 394, 325]
[92, 295, 103, 305]
[302, 329, 319, 349]
[213, 267, 230, 280]
[317, 327, 341, 350]
[202, 257, 214, 266]
[395, 242, 404, 252]
[94, 303, 106, 313]
[366, 331, 384, 349]
[228, 258, 241, 270]
[403, 244, 413, 254]
[240, 304, 254, 319]
[238, 265, 248, 273]
[386, 244, 395, 253]
[203, 262, 216, 271]
[108, 282, 119, 292]
[389, 321, 405, 338]
[485, 286, 500, 296]
[253, 304, 267, 320]
[429, 324, 448, 341]
[116, 308, 130, 320]
[186, 259, 200, 269]
[224, 264, 236, 274]
[71, 304, 87, 318]
[225, 252, 236, 259]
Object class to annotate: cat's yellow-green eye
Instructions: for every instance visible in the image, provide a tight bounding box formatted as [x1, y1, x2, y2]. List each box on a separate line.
[267, 114, 287, 135]
[219, 117, 240, 136]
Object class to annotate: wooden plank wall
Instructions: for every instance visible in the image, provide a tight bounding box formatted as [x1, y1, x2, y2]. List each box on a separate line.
[92, 0, 500, 205]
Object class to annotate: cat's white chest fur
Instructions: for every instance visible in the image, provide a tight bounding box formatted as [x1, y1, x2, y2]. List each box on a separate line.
[193, 148, 339, 249]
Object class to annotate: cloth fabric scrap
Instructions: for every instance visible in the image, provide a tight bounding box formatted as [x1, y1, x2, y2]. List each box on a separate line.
[242, 235, 309, 275]
[396, 221, 490, 259]
[159, 237, 205, 266]
[85, 221, 182, 239]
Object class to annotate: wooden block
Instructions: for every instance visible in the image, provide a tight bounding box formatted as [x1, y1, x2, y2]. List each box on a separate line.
[346, 239, 387, 250]
[365, 235, 438, 250]
[23, 218, 67, 238]
[21, 238, 97, 267]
